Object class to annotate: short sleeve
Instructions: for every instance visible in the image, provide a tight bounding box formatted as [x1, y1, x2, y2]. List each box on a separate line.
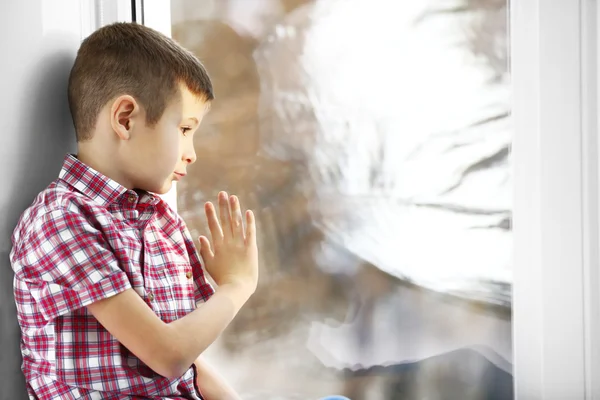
[179, 220, 214, 304]
[11, 209, 132, 321]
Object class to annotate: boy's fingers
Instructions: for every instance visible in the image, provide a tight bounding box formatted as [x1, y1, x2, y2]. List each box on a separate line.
[230, 195, 244, 241]
[245, 210, 256, 246]
[198, 235, 214, 258]
[218, 192, 233, 239]
[205, 202, 223, 244]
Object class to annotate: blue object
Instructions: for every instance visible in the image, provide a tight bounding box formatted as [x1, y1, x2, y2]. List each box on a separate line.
[319, 396, 351, 400]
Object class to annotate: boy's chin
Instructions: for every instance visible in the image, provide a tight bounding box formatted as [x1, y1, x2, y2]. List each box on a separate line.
[138, 180, 173, 195]
[153, 181, 173, 195]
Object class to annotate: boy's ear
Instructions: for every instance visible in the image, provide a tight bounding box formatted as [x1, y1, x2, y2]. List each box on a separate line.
[110, 95, 139, 140]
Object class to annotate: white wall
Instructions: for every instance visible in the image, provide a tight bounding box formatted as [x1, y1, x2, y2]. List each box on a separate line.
[0, 2, 77, 398]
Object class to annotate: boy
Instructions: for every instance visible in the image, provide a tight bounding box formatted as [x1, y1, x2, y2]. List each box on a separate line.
[9, 22, 258, 400]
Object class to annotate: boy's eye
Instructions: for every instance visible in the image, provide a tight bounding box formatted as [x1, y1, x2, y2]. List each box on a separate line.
[180, 127, 192, 135]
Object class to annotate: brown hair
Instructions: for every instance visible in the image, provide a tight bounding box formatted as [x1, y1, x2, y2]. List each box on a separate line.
[68, 22, 214, 142]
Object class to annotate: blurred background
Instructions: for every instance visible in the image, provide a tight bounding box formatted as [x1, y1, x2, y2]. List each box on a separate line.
[170, 0, 512, 398]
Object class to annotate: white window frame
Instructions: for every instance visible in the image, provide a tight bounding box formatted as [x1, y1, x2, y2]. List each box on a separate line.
[80, 0, 133, 40]
[512, 0, 599, 398]
[141, 1, 599, 398]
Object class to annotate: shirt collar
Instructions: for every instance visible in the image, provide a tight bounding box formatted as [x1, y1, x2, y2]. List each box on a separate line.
[58, 154, 129, 207]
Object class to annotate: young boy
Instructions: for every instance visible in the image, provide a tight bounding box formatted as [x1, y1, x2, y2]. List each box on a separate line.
[9, 22, 258, 400]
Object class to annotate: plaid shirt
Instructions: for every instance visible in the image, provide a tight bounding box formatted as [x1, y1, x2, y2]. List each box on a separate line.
[10, 154, 214, 400]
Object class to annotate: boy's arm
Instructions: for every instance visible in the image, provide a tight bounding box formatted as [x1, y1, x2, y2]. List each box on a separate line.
[88, 282, 250, 379]
[193, 357, 241, 400]
[88, 193, 259, 379]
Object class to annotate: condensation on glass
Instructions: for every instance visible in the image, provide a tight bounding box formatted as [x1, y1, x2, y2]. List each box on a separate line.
[171, 0, 512, 398]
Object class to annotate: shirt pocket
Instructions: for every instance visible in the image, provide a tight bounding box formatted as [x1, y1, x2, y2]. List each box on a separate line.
[150, 261, 197, 322]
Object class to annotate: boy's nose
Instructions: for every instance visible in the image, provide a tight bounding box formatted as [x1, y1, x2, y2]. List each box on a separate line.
[183, 149, 197, 164]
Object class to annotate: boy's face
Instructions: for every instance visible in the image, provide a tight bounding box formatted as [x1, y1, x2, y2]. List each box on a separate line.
[122, 84, 209, 194]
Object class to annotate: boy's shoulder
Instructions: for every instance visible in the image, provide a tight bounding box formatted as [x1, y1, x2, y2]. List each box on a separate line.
[11, 178, 105, 253]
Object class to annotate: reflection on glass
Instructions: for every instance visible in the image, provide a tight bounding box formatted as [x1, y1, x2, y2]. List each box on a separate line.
[171, 0, 512, 398]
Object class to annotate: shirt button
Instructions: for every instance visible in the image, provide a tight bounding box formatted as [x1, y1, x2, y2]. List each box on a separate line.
[148, 292, 154, 301]
[186, 271, 193, 280]
[128, 195, 136, 203]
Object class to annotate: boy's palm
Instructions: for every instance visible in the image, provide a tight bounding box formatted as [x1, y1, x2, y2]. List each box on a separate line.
[198, 192, 258, 293]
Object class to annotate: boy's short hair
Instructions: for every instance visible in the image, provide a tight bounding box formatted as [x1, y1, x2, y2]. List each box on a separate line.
[68, 22, 214, 142]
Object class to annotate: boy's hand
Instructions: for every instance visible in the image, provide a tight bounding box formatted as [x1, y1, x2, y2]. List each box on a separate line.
[199, 192, 258, 295]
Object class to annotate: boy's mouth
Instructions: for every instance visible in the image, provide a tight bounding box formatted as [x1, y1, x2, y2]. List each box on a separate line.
[173, 172, 186, 180]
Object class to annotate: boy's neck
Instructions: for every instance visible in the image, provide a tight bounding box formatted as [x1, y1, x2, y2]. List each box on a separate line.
[76, 145, 133, 190]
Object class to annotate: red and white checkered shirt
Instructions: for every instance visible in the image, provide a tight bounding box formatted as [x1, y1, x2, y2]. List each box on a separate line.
[10, 154, 214, 400]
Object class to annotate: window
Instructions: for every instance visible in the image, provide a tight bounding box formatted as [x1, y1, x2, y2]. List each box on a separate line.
[167, 1, 513, 398]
